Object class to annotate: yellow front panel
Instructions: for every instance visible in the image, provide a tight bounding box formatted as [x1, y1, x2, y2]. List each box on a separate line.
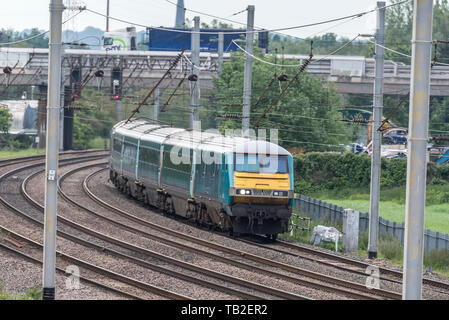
[234, 172, 290, 190]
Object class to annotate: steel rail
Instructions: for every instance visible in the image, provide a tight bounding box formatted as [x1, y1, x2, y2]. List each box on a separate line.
[0, 225, 186, 300]
[81, 166, 398, 300]
[0, 149, 107, 167]
[274, 238, 449, 292]
[24, 164, 268, 300]
[238, 236, 404, 285]
[20, 163, 304, 300]
[0, 234, 143, 300]
[0, 154, 190, 300]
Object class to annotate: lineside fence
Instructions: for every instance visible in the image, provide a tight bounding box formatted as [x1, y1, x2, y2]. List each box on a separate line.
[293, 194, 449, 253]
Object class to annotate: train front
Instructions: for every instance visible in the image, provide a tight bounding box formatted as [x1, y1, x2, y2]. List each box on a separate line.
[227, 141, 294, 238]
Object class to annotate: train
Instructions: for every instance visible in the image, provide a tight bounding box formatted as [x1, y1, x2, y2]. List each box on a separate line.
[109, 119, 294, 240]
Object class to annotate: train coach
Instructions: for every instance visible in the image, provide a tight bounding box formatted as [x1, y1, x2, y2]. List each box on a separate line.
[109, 119, 294, 240]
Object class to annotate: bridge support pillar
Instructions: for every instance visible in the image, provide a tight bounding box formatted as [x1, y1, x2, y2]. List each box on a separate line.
[63, 86, 73, 150]
[343, 209, 359, 253]
[37, 84, 47, 149]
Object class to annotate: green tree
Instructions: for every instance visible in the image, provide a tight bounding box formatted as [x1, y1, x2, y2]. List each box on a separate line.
[0, 28, 48, 48]
[213, 49, 352, 151]
[0, 106, 12, 134]
[0, 105, 13, 148]
[268, 33, 373, 57]
[384, 0, 413, 63]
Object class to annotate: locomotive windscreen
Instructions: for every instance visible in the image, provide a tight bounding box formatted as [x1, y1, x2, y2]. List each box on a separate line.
[234, 154, 288, 174]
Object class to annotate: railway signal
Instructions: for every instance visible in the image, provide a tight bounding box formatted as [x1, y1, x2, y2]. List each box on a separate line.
[111, 68, 122, 100]
[70, 67, 82, 99]
[111, 68, 123, 121]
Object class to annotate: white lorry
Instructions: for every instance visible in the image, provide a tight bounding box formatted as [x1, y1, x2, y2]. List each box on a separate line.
[102, 27, 137, 51]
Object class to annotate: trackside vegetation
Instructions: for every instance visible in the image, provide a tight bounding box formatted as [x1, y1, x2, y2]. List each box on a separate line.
[0, 280, 41, 300]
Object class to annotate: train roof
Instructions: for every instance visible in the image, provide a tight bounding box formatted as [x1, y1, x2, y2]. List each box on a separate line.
[112, 119, 291, 156]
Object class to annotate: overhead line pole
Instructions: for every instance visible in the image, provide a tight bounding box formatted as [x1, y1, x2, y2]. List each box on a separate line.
[106, 0, 110, 32]
[403, 0, 433, 300]
[43, 0, 64, 300]
[190, 16, 200, 129]
[125, 49, 184, 123]
[368, 1, 385, 259]
[218, 32, 224, 74]
[242, 5, 254, 138]
[154, 87, 160, 121]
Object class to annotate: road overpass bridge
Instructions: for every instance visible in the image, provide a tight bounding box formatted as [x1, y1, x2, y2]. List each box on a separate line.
[1, 47, 449, 95]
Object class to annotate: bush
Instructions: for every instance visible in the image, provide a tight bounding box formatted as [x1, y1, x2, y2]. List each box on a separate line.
[358, 230, 369, 251]
[10, 134, 33, 150]
[378, 234, 403, 261]
[424, 249, 449, 271]
[293, 152, 449, 195]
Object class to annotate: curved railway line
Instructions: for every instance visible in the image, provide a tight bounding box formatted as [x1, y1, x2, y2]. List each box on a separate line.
[248, 237, 449, 293]
[0, 152, 192, 300]
[2, 152, 449, 300]
[24, 165, 307, 300]
[5, 154, 314, 300]
[83, 166, 449, 300]
[73, 164, 402, 299]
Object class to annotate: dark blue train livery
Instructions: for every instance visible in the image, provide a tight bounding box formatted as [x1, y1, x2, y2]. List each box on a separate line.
[145, 27, 269, 52]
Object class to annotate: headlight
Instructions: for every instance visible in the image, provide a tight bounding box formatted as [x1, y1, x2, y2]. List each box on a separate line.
[236, 189, 252, 195]
[273, 191, 288, 197]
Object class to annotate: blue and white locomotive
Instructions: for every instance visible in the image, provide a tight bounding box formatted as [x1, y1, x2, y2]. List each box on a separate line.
[109, 119, 294, 239]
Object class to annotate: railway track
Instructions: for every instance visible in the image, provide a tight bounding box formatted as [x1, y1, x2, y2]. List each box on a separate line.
[68, 164, 404, 300]
[0, 225, 170, 300]
[5, 153, 447, 300]
[18, 159, 312, 300]
[0, 153, 192, 300]
[84, 165, 449, 300]
[244, 232, 449, 295]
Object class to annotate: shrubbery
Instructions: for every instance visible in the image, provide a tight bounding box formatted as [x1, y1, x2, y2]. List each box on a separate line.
[294, 152, 449, 194]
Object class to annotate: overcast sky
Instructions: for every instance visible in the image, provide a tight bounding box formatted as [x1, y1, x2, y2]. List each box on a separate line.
[1, 0, 392, 39]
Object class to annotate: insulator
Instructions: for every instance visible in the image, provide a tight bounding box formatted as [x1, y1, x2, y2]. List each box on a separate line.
[277, 74, 288, 82]
[188, 74, 198, 82]
[3, 66, 12, 74]
[95, 70, 104, 77]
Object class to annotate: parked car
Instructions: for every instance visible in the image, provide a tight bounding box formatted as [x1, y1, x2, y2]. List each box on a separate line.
[347, 143, 366, 154]
[384, 128, 408, 145]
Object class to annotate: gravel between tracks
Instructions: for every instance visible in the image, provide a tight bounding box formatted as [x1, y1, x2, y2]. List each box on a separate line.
[26, 162, 346, 300]
[85, 168, 449, 300]
[0, 235, 126, 300]
[24, 162, 241, 300]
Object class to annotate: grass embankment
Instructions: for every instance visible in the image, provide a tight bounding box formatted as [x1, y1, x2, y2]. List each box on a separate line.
[0, 137, 109, 160]
[287, 185, 449, 279]
[87, 137, 109, 149]
[283, 211, 449, 279]
[311, 185, 449, 234]
[0, 281, 41, 300]
[0, 148, 45, 159]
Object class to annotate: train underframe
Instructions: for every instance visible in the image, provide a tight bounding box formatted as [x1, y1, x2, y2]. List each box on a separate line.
[110, 169, 291, 239]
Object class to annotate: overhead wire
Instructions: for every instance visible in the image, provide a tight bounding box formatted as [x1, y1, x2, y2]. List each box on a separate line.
[0, 8, 86, 47]
[85, 0, 411, 35]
